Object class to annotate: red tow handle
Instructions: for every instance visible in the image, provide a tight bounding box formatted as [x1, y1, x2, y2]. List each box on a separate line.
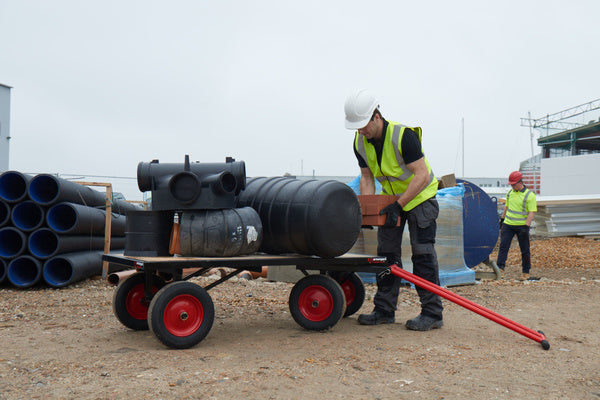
[389, 265, 550, 350]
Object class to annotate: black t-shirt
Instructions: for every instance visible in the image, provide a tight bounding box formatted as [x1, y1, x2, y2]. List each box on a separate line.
[353, 119, 424, 168]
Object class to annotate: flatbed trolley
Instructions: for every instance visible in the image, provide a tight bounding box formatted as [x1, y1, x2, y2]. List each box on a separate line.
[103, 253, 388, 349]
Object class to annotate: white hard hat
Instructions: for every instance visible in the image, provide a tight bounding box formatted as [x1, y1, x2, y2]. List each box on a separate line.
[344, 89, 379, 130]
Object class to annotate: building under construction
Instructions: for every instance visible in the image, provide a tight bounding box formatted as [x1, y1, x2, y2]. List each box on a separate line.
[520, 98, 600, 194]
[521, 99, 600, 236]
[538, 119, 600, 158]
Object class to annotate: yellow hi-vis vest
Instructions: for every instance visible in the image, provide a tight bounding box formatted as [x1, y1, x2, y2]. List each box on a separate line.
[354, 121, 438, 211]
[504, 188, 537, 226]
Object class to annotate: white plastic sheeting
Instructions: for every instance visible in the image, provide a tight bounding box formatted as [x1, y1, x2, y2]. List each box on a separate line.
[534, 199, 600, 236]
[354, 185, 475, 287]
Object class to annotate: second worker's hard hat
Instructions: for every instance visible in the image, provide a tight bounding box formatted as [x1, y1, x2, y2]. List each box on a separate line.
[344, 89, 379, 130]
[508, 171, 523, 185]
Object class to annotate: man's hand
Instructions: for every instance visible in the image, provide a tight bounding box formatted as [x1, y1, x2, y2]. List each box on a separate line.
[379, 202, 403, 228]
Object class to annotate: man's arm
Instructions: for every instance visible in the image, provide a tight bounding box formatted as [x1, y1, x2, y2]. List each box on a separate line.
[526, 211, 535, 227]
[396, 157, 429, 208]
[525, 193, 537, 226]
[359, 167, 376, 195]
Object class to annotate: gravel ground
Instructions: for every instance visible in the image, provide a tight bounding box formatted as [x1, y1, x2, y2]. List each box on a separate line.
[1, 237, 599, 400]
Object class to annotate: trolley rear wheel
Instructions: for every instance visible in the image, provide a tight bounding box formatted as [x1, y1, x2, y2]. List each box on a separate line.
[112, 272, 165, 330]
[328, 272, 365, 317]
[148, 281, 215, 349]
[289, 274, 346, 331]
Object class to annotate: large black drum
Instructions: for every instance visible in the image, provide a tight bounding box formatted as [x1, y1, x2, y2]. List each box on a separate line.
[237, 177, 361, 258]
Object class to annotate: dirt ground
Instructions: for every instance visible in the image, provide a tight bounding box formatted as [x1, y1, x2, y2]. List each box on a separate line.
[1, 237, 599, 400]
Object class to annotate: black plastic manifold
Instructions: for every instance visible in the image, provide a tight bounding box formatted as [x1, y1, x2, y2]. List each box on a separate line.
[137, 155, 246, 211]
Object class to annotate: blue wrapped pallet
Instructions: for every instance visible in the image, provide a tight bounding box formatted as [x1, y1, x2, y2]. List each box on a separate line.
[351, 182, 476, 287]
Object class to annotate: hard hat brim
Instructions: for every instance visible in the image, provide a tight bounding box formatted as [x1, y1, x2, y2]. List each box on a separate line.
[345, 116, 370, 130]
[508, 171, 523, 185]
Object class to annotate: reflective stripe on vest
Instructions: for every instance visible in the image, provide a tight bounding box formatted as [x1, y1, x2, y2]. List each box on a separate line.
[356, 124, 414, 183]
[505, 188, 533, 224]
[354, 121, 438, 211]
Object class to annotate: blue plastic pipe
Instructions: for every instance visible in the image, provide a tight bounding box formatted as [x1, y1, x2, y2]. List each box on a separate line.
[28, 174, 106, 207]
[11, 200, 46, 232]
[0, 200, 10, 228]
[0, 171, 32, 203]
[0, 258, 6, 284]
[46, 202, 126, 235]
[0, 227, 28, 258]
[28, 174, 140, 215]
[7, 255, 43, 288]
[43, 250, 104, 288]
[28, 228, 125, 259]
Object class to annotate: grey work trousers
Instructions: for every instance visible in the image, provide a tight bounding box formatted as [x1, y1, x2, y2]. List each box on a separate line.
[374, 198, 444, 319]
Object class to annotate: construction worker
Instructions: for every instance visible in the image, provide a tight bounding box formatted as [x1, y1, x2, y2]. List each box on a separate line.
[344, 89, 443, 331]
[497, 171, 537, 281]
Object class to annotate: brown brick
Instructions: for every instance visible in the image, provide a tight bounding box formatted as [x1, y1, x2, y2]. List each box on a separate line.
[358, 195, 402, 226]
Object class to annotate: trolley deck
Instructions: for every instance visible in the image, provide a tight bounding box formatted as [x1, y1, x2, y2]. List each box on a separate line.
[104, 253, 550, 351]
[103, 253, 388, 349]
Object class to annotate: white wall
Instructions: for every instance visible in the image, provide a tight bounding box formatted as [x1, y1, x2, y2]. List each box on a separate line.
[541, 153, 600, 196]
[0, 84, 11, 172]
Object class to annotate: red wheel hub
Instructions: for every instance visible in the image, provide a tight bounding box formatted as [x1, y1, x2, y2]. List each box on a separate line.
[340, 281, 355, 308]
[163, 294, 204, 337]
[126, 283, 157, 320]
[298, 285, 333, 322]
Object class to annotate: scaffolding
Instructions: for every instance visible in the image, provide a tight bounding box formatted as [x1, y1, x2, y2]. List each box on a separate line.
[521, 98, 600, 136]
[521, 99, 600, 159]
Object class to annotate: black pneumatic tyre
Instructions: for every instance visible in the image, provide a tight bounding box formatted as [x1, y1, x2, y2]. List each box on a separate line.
[289, 274, 346, 331]
[328, 271, 366, 317]
[112, 272, 166, 330]
[148, 281, 215, 349]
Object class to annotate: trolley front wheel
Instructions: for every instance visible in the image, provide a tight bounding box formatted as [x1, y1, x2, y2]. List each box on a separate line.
[112, 272, 166, 330]
[148, 281, 215, 349]
[289, 274, 346, 331]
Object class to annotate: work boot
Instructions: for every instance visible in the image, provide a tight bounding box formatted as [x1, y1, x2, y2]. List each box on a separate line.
[357, 309, 395, 325]
[518, 273, 530, 281]
[405, 314, 443, 331]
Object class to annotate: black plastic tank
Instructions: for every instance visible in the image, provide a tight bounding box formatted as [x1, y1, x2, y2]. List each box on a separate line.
[179, 207, 262, 257]
[237, 177, 362, 258]
[124, 210, 173, 257]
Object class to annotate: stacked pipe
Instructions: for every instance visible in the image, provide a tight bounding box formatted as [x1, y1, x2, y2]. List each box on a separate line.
[0, 170, 139, 289]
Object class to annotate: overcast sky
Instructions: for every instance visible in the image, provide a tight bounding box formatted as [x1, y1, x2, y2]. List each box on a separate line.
[1, 0, 599, 200]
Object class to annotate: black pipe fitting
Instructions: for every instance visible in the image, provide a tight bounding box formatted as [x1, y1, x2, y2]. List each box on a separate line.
[137, 155, 246, 211]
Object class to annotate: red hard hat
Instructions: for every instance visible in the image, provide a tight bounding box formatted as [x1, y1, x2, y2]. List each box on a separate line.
[508, 171, 523, 185]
